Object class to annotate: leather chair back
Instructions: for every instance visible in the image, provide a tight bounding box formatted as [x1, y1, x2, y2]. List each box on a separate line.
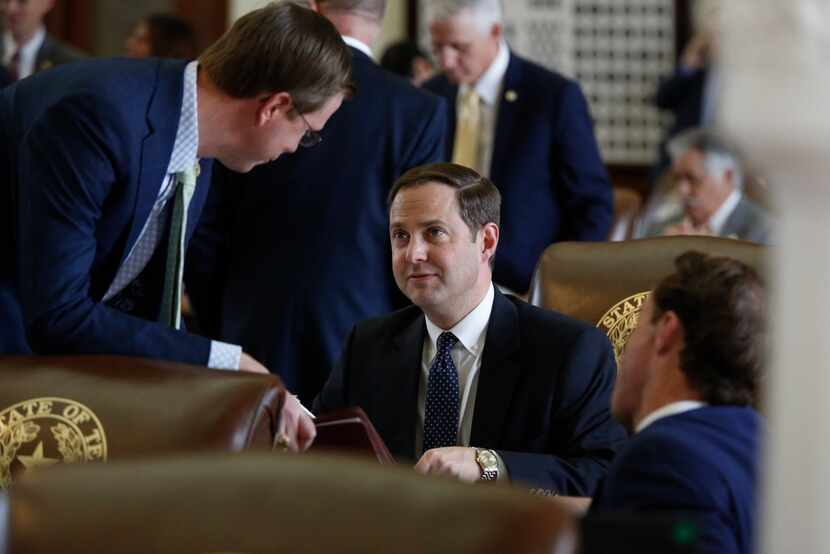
[4, 453, 577, 554]
[0, 356, 285, 489]
[529, 237, 766, 363]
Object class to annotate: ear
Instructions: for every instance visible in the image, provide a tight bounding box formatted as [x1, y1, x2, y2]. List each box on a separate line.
[490, 23, 503, 42]
[255, 92, 293, 127]
[306, 0, 320, 13]
[480, 222, 499, 265]
[723, 168, 735, 189]
[653, 310, 684, 357]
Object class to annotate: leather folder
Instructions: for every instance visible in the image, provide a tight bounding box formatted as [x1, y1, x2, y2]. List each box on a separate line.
[312, 407, 395, 464]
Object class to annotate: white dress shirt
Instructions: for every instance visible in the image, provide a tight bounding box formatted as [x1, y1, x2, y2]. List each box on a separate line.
[415, 283, 494, 453]
[3, 27, 45, 80]
[341, 35, 373, 59]
[456, 41, 510, 177]
[102, 61, 241, 370]
[635, 401, 707, 434]
[707, 189, 742, 236]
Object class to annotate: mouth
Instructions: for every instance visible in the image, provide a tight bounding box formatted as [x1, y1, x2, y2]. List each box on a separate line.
[408, 272, 437, 282]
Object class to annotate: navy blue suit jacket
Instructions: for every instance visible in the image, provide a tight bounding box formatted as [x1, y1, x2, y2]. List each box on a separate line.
[0, 66, 10, 88]
[0, 59, 213, 362]
[187, 47, 446, 402]
[424, 53, 612, 293]
[591, 406, 761, 554]
[314, 288, 627, 494]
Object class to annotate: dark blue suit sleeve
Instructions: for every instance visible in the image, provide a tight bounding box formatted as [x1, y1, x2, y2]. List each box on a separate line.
[595, 433, 742, 554]
[498, 327, 626, 495]
[655, 67, 704, 110]
[17, 94, 210, 363]
[400, 95, 447, 168]
[552, 81, 612, 242]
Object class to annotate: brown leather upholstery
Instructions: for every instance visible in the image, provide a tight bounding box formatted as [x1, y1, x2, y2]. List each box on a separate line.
[313, 407, 395, 464]
[5, 453, 577, 554]
[0, 356, 286, 489]
[608, 187, 642, 241]
[528, 237, 766, 362]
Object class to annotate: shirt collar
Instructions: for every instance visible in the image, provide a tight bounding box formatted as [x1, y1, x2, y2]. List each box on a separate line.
[460, 40, 509, 106]
[166, 60, 200, 174]
[635, 401, 707, 433]
[708, 189, 742, 234]
[3, 27, 45, 63]
[342, 35, 373, 60]
[425, 283, 495, 357]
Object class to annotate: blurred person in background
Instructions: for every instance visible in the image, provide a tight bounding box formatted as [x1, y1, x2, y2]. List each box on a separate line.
[1, 0, 85, 82]
[642, 129, 771, 244]
[125, 13, 198, 60]
[380, 40, 435, 86]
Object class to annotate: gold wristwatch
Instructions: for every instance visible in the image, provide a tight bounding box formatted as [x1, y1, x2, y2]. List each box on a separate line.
[475, 448, 499, 481]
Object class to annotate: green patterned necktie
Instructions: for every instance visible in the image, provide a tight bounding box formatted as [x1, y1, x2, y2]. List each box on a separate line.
[159, 162, 199, 329]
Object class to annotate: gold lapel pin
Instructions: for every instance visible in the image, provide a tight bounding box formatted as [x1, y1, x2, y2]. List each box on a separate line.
[39, 60, 54, 71]
[505, 90, 518, 102]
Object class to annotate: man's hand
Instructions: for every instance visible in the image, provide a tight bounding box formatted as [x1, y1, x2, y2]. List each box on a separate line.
[681, 33, 711, 70]
[275, 394, 317, 453]
[414, 447, 481, 482]
[239, 352, 270, 374]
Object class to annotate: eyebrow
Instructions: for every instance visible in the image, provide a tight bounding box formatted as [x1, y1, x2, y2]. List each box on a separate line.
[390, 218, 447, 228]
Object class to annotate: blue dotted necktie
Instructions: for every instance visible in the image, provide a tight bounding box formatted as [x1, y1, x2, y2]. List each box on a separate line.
[423, 332, 460, 453]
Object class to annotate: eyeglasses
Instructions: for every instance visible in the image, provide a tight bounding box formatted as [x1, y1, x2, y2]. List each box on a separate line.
[296, 109, 322, 148]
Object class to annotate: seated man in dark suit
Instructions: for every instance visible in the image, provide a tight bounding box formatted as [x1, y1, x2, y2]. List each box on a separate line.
[590, 251, 766, 554]
[315, 163, 626, 494]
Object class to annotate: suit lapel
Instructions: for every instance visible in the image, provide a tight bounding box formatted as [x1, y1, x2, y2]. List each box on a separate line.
[470, 289, 522, 447]
[382, 314, 427, 460]
[489, 54, 522, 182]
[34, 36, 54, 73]
[123, 60, 187, 263]
[721, 196, 748, 237]
[443, 80, 459, 161]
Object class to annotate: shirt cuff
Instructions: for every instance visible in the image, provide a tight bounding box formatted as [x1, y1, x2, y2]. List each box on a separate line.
[208, 340, 241, 371]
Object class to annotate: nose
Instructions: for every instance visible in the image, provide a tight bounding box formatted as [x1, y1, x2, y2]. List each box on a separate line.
[405, 236, 428, 264]
[436, 47, 455, 71]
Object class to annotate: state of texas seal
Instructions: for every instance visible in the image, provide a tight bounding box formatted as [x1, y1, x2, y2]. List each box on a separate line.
[597, 291, 650, 368]
[0, 397, 108, 488]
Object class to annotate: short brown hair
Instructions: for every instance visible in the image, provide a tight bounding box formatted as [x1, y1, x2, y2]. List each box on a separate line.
[389, 162, 501, 233]
[199, 2, 353, 113]
[652, 251, 766, 406]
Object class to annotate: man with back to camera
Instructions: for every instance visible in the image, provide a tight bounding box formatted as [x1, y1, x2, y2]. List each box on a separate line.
[590, 251, 765, 554]
[315, 162, 626, 494]
[0, 2, 354, 449]
[187, 0, 447, 404]
[422, 0, 613, 295]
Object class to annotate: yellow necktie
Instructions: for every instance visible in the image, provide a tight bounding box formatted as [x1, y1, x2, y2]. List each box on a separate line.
[452, 89, 480, 169]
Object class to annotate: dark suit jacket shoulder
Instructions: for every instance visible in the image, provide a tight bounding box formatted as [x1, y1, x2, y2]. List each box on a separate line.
[315, 288, 627, 494]
[424, 53, 612, 292]
[1, 58, 212, 361]
[592, 406, 760, 554]
[36, 34, 86, 71]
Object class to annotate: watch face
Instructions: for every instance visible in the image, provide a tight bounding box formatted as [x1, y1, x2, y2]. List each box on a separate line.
[477, 450, 498, 468]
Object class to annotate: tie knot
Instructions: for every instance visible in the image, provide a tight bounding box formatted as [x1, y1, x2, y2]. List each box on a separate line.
[437, 332, 458, 355]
